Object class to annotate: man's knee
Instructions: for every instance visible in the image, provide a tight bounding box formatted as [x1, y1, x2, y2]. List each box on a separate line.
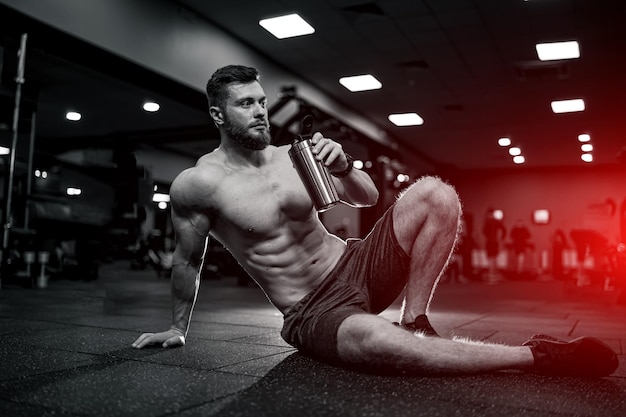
[336, 315, 432, 372]
[397, 176, 460, 222]
[337, 315, 397, 362]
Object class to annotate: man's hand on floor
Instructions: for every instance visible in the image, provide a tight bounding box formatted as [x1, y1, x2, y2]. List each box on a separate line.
[132, 329, 185, 349]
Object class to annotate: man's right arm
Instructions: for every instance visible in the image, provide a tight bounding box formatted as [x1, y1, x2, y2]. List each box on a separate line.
[132, 169, 211, 349]
[168, 208, 210, 339]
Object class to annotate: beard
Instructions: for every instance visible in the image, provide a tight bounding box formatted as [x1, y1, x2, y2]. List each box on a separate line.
[223, 116, 271, 150]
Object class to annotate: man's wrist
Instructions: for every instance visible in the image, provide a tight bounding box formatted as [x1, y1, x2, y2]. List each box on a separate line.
[170, 326, 185, 336]
[331, 153, 354, 178]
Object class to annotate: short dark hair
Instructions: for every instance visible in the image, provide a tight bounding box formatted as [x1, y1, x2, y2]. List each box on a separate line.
[205, 65, 260, 109]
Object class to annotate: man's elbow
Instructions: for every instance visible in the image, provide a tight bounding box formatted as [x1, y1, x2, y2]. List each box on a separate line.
[365, 188, 379, 207]
[354, 187, 379, 207]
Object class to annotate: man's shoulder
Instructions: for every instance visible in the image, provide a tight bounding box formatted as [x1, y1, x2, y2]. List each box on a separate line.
[170, 155, 225, 202]
[175, 159, 223, 186]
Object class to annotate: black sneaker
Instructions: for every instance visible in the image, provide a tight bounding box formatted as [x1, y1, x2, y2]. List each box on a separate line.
[393, 314, 440, 337]
[522, 335, 619, 377]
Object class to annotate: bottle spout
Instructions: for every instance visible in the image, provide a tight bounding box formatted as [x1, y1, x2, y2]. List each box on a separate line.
[298, 114, 314, 141]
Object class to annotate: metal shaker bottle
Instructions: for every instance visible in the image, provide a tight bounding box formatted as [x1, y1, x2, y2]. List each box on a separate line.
[289, 115, 340, 211]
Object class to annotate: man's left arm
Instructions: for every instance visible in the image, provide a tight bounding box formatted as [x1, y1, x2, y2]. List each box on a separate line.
[311, 132, 379, 207]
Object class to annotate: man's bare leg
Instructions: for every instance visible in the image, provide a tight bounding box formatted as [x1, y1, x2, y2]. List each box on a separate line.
[333, 177, 536, 374]
[335, 177, 618, 376]
[337, 314, 534, 375]
[392, 176, 461, 325]
[336, 310, 618, 377]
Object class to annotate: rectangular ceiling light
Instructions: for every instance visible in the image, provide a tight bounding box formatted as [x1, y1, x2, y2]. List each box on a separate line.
[259, 14, 315, 39]
[551, 98, 585, 113]
[152, 193, 171, 203]
[388, 113, 424, 126]
[536, 41, 580, 61]
[339, 74, 382, 92]
[0, 146, 9, 155]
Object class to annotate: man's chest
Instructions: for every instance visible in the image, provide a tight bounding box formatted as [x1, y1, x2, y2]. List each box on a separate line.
[212, 160, 314, 233]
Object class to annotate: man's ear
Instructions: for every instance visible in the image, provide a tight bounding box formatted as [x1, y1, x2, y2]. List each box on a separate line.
[209, 106, 224, 126]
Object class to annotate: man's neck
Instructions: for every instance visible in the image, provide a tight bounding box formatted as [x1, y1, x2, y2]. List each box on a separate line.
[219, 136, 272, 168]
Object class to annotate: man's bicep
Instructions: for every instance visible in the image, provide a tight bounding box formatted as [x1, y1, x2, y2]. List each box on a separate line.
[171, 207, 210, 266]
[169, 166, 216, 264]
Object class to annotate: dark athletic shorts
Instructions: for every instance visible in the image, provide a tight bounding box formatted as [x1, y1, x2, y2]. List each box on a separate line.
[280, 204, 411, 363]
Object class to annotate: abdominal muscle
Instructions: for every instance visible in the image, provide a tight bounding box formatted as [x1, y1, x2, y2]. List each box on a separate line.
[211, 219, 347, 314]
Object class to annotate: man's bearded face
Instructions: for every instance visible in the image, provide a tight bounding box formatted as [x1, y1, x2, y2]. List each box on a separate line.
[223, 110, 271, 150]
